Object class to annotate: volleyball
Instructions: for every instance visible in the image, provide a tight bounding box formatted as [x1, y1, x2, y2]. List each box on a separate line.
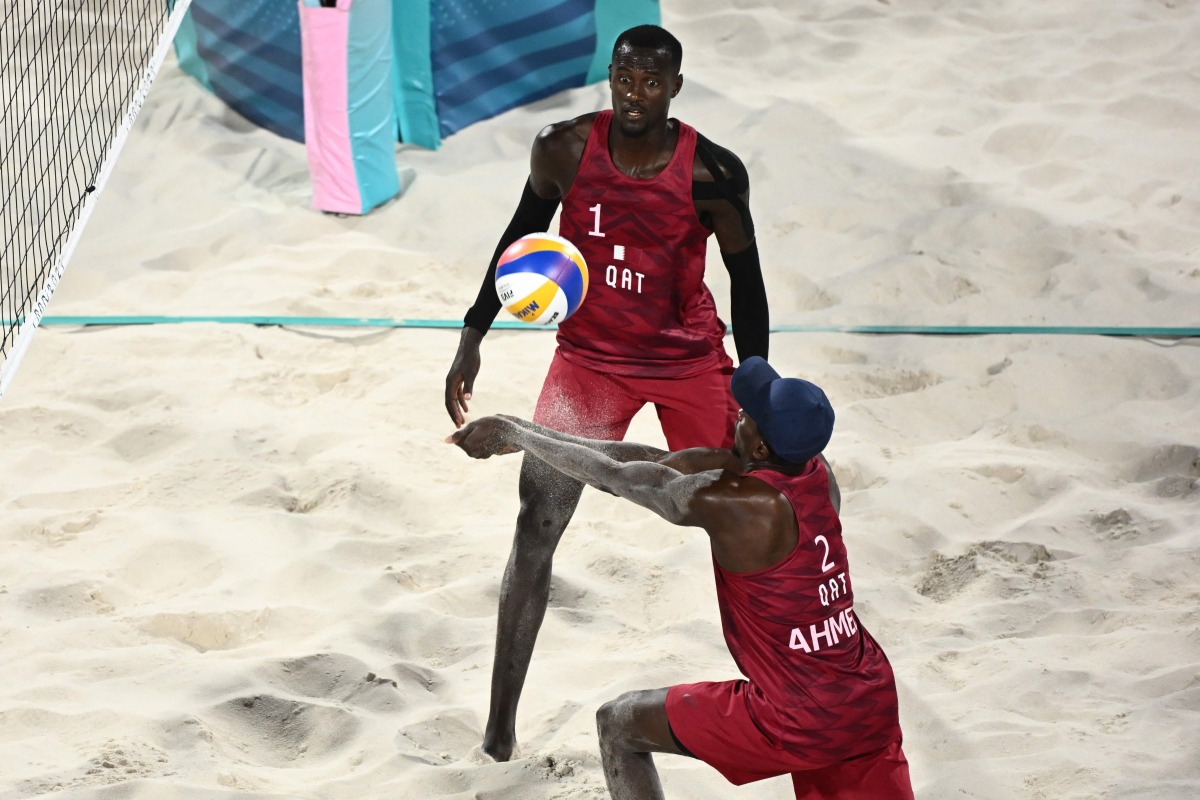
[495, 233, 589, 325]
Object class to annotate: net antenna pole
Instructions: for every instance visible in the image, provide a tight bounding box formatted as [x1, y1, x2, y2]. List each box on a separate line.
[0, 0, 194, 400]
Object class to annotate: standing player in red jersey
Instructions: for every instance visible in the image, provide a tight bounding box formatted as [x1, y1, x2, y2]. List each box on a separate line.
[448, 356, 914, 799]
[443, 25, 770, 761]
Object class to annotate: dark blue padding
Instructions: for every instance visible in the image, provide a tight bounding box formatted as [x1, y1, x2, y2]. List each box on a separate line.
[189, 0, 305, 141]
[431, 0, 595, 137]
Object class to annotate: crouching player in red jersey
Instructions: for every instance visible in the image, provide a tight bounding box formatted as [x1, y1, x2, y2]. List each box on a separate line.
[448, 356, 913, 799]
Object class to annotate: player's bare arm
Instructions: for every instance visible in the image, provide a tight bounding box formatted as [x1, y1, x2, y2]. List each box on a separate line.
[506, 422, 795, 574]
[451, 416, 727, 522]
[496, 415, 669, 462]
[448, 416, 794, 572]
[657, 445, 741, 474]
[452, 415, 739, 471]
[450, 414, 672, 466]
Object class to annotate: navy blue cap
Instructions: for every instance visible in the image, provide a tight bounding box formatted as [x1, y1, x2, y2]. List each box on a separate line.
[730, 357, 834, 463]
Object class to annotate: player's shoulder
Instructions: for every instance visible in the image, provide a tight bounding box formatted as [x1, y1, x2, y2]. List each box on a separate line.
[530, 113, 599, 195]
[691, 130, 749, 190]
[659, 446, 740, 474]
[534, 112, 601, 151]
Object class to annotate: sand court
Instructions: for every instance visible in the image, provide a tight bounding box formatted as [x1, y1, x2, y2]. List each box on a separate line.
[2, 1, 1199, 797]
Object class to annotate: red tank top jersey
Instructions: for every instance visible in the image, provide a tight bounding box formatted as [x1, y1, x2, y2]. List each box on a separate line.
[556, 110, 727, 378]
[713, 460, 902, 759]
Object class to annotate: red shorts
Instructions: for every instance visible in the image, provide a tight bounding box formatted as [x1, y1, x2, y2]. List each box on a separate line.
[532, 351, 737, 449]
[666, 680, 913, 799]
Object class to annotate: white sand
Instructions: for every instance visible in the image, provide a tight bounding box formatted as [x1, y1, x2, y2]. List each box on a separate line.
[2, 1, 1199, 797]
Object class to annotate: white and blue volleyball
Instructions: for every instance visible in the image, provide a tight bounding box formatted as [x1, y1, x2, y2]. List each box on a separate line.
[495, 233, 589, 325]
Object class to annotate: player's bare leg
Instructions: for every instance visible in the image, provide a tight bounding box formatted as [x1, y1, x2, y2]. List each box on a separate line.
[483, 454, 585, 761]
[596, 687, 681, 800]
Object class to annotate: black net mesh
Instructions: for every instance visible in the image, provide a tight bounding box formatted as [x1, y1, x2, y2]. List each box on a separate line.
[0, 1, 175, 388]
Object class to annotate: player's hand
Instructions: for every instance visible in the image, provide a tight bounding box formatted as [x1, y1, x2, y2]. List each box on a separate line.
[445, 327, 484, 427]
[445, 416, 522, 458]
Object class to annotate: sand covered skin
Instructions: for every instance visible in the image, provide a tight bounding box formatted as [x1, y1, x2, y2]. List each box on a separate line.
[1, 0, 1198, 797]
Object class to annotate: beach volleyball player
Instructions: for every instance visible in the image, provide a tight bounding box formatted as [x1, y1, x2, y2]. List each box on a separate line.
[448, 359, 913, 798]
[443, 25, 770, 761]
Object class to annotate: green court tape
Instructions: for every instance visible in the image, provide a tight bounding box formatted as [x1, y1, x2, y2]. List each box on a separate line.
[769, 324, 1200, 337]
[9, 316, 1200, 337]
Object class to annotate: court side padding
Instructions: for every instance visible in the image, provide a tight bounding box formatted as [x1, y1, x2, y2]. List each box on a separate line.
[172, 0, 660, 150]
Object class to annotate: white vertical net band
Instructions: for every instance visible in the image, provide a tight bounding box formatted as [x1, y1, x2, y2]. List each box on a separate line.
[0, 0, 193, 399]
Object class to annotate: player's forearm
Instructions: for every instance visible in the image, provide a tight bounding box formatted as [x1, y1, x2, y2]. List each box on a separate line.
[511, 427, 689, 521]
[724, 240, 769, 361]
[504, 417, 668, 463]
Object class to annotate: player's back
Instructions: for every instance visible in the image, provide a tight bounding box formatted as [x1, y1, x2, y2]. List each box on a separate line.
[712, 461, 902, 756]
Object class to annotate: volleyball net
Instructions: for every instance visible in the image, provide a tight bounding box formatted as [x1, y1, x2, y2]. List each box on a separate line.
[0, 0, 192, 399]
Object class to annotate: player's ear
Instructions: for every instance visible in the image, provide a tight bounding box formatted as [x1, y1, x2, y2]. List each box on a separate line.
[753, 436, 771, 461]
[671, 74, 683, 98]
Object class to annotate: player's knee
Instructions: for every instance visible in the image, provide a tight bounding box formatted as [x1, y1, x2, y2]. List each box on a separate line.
[595, 698, 621, 746]
[595, 692, 637, 749]
[514, 498, 574, 547]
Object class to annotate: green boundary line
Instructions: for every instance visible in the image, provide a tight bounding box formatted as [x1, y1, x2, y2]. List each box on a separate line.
[14, 316, 1200, 337]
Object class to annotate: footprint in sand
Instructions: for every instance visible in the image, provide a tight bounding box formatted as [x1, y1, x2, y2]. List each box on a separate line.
[258, 652, 419, 713]
[235, 471, 357, 515]
[143, 246, 211, 272]
[1128, 443, 1200, 499]
[395, 707, 479, 766]
[19, 739, 172, 794]
[245, 367, 359, 407]
[103, 422, 190, 462]
[70, 386, 162, 413]
[202, 694, 360, 768]
[18, 580, 119, 620]
[1106, 92, 1200, 129]
[116, 539, 223, 597]
[918, 541, 1056, 602]
[139, 608, 271, 652]
[371, 608, 489, 668]
[1090, 508, 1145, 541]
[20, 510, 102, 546]
[853, 367, 944, 399]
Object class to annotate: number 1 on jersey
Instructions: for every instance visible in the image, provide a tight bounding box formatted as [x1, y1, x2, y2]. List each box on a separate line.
[588, 203, 605, 237]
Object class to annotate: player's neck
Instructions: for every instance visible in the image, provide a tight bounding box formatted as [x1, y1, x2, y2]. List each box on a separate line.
[608, 119, 677, 179]
[742, 457, 812, 477]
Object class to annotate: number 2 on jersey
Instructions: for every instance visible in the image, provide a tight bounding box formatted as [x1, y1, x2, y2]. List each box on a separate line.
[814, 535, 847, 607]
[814, 535, 835, 572]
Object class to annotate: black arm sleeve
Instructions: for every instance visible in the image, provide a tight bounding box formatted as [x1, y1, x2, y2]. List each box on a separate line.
[693, 133, 755, 240]
[723, 240, 769, 362]
[463, 180, 561, 334]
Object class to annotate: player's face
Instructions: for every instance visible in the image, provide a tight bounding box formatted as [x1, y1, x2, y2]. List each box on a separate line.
[732, 409, 760, 460]
[608, 45, 681, 137]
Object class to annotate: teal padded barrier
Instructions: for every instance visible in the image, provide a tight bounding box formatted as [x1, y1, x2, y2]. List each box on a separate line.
[392, 0, 440, 149]
[587, 0, 661, 83]
[179, 0, 306, 141]
[300, 0, 401, 213]
[171, 0, 660, 146]
[430, 0, 596, 138]
[169, 0, 212, 91]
